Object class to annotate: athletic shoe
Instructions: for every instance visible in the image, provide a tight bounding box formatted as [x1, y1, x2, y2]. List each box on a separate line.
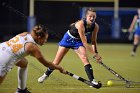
[91, 79, 99, 85]
[90, 79, 102, 89]
[131, 51, 135, 56]
[15, 88, 31, 93]
[38, 73, 48, 83]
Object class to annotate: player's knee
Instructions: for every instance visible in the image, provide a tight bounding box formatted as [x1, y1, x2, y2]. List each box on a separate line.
[0, 76, 6, 84]
[23, 59, 28, 68]
[81, 55, 88, 61]
[16, 58, 28, 68]
[0, 80, 2, 85]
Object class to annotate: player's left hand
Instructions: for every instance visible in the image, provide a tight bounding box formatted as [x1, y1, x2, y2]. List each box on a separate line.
[93, 54, 102, 63]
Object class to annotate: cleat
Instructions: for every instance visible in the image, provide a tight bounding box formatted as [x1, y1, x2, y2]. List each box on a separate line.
[90, 80, 102, 89]
[15, 88, 31, 93]
[91, 79, 99, 85]
[38, 73, 48, 83]
[131, 52, 135, 57]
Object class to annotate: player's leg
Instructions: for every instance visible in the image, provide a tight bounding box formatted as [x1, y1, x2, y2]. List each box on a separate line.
[0, 75, 6, 85]
[131, 35, 140, 56]
[74, 46, 98, 84]
[15, 58, 30, 93]
[45, 46, 69, 75]
[38, 46, 69, 83]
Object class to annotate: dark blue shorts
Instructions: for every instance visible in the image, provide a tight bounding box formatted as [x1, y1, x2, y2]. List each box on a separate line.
[134, 27, 140, 36]
[59, 31, 84, 49]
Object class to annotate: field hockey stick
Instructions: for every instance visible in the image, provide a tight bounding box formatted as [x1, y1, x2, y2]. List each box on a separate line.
[99, 62, 131, 86]
[29, 62, 68, 86]
[2, 2, 61, 37]
[122, 28, 134, 40]
[99, 62, 129, 82]
[2, 2, 28, 19]
[66, 71, 102, 89]
[128, 31, 134, 41]
[92, 57, 131, 87]
[93, 57, 126, 80]
[99, 61, 140, 87]
[2, 2, 45, 27]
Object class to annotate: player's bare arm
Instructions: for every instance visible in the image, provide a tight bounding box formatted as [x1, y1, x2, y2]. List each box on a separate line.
[91, 23, 102, 62]
[25, 43, 66, 73]
[129, 15, 137, 32]
[91, 23, 99, 54]
[76, 20, 94, 54]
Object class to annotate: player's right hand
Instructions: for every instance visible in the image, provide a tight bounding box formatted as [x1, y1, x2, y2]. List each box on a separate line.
[59, 67, 67, 74]
[93, 54, 102, 63]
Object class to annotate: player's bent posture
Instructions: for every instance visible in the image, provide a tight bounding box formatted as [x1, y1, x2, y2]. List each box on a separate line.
[0, 25, 66, 93]
[38, 8, 102, 88]
[128, 8, 140, 56]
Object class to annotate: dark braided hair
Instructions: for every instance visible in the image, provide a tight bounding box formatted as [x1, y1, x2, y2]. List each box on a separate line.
[33, 24, 48, 38]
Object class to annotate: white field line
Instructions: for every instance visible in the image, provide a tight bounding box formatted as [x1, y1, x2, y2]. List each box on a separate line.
[0, 87, 140, 90]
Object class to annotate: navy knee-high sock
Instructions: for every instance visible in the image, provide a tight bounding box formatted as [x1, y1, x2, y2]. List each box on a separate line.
[132, 44, 138, 53]
[85, 64, 94, 81]
[45, 68, 54, 76]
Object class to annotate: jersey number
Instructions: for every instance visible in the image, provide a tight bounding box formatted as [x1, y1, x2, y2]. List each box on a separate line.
[6, 36, 23, 53]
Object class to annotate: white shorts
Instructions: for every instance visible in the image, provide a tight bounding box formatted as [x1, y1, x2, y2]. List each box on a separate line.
[0, 43, 19, 77]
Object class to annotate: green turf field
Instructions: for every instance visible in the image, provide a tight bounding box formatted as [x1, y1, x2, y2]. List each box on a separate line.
[0, 43, 140, 93]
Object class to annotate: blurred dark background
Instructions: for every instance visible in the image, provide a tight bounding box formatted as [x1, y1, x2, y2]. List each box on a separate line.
[0, 0, 140, 43]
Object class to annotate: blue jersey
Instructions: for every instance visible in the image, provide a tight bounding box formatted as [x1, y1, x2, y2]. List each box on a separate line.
[59, 19, 95, 49]
[134, 16, 140, 36]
